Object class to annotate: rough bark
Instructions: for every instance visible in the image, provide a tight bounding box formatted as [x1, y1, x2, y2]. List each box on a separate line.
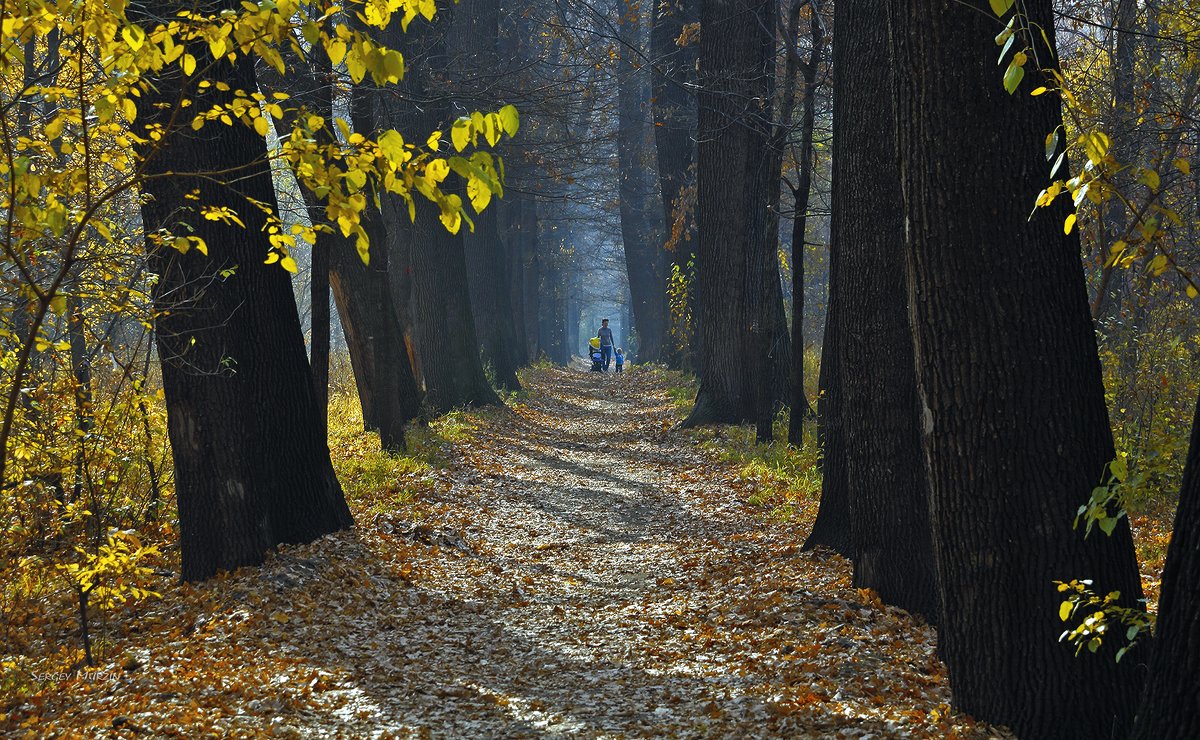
[802, 287, 850, 556]
[834, 0, 938, 622]
[682, 0, 777, 426]
[886, 2, 1147, 734]
[378, 8, 501, 413]
[617, 7, 668, 364]
[1132, 393, 1200, 738]
[651, 0, 697, 240]
[455, 0, 522, 390]
[464, 206, 523, 391]
[407, 195, 502, 412]
[137, 46, 351, 582]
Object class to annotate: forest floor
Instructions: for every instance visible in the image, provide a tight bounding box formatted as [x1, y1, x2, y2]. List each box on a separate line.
[3, 364, 1016, 738]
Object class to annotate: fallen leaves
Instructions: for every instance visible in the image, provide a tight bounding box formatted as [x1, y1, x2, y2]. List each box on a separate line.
[2, 364, 1015, 737]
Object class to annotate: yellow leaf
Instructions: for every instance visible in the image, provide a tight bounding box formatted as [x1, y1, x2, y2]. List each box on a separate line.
[280, 256, 298, 273]
[1175, 158, 1191, 176]
[1059, 600, 1073, 622]
[122, 24, 145, 51]
[451, 117, 471, 152]
[427, 130, 441, 151]
[426, 158, 450, 182]
[253, 116, 269, 137]
[483, 113, 500, 147]
[467, 175, 492, 213]
[378, 130, 407, 166]
[1063, 213, 1076, 235]
[182, 54, 197, 76]
[346, 48, 366, 84]
[1138, 168, 1161, 192]
[1083, 131, 1110, 165]
[498, 104, 519, 136]
[326, 40, 347, 67]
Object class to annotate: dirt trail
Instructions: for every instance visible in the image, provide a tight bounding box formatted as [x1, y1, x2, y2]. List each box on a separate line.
[8, 364, 1005, 738]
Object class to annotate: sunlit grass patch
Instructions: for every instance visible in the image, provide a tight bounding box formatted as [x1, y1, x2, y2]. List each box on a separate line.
[630, 364, 697, 416]
[690, 411, 822, 522]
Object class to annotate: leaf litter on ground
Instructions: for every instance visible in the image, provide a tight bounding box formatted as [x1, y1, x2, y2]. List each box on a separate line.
[3, 364, 1015, 738]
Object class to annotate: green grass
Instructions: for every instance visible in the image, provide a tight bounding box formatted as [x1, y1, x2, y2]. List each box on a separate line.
[693, 411, 823, 521]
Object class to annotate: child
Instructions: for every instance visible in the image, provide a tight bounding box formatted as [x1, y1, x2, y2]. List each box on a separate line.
[614, 348, 625, 373]
[589, 336, 603, 371]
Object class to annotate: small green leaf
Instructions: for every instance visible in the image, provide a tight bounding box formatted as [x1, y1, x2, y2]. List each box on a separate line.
[989, 0, 1015, 17]
[1003, 62, 1025, 94]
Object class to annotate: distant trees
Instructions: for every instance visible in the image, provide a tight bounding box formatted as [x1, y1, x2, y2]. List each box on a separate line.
[650, 0, 697, 367]
[617, 1, 669, 364]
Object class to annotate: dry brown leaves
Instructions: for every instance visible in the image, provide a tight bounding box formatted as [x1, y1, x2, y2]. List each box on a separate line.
[2, 364, 1013, 738]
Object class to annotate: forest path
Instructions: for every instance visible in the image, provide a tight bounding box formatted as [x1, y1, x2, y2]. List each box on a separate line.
[14, 364, 1005, 738]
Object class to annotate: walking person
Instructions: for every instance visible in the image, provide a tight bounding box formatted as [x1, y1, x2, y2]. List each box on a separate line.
[614, 348, 625, 374]
[597, 318, 615, 371]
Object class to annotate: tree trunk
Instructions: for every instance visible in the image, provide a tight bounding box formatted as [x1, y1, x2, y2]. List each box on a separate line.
[834, 0, 938, 622]
[310, 223, 331, 441]
[500, 191, 531, 368]
[1131, 392, 1200, 738]
[327, 208, 421, 452]
[378, 9, 501, 413]
[407, 196, 502, 412]
[651, 0, 698, 368]
[785, 1, 825, 444]
[464, 206, 523, 391]
[521, 200, 542, 361]
[886, 2, 1147, 734]
[455, 0, 522, 390]
[802, 295, 850, 556]
[618, 7, 668, 365]
[682, 0, 776, 426]
[262, 53, 422, 452]
[136, 46, 351, 582]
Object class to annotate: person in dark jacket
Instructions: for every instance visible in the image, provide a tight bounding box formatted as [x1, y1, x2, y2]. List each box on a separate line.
[597, 318, 615, 371]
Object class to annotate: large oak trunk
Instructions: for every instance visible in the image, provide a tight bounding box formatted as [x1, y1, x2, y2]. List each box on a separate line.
[1132, 392, 1200, 738]
[803, 302, 850, 556]
[137, 49, 351, 582]
[380, 8, 501, 412]
[886, 2, 1147, 734]
[833, 0, 937, 622]
[683, 0, 777, 426]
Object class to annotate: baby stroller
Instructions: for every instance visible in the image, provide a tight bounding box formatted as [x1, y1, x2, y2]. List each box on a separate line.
[588, 337, 604, 372]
